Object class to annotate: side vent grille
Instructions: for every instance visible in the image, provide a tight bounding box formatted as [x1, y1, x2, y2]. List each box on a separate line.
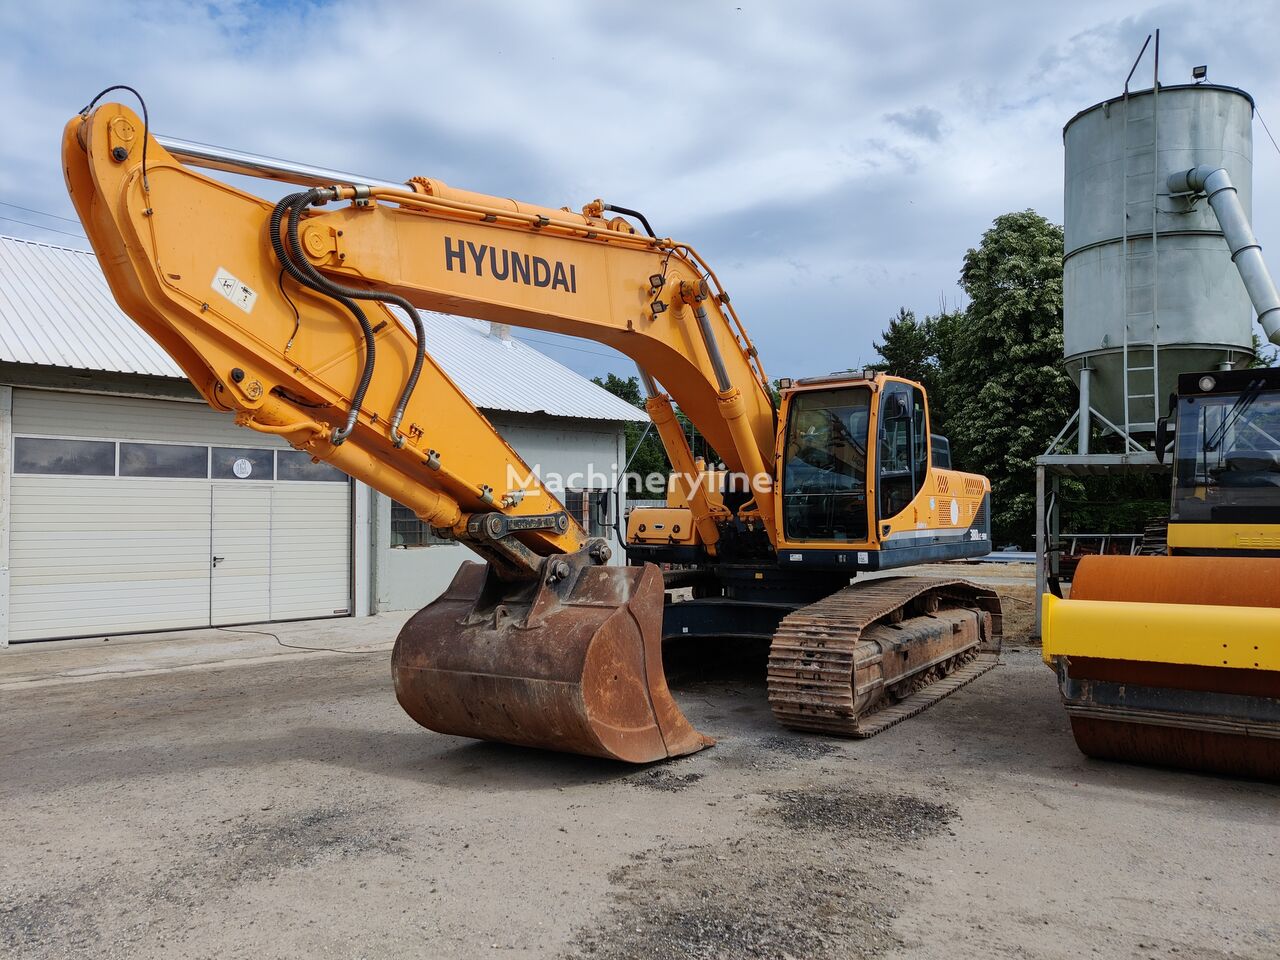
[972, 497, 989, 530]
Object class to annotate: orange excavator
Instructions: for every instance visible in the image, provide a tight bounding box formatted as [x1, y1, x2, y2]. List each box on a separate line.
[63, 95, 1001, 762]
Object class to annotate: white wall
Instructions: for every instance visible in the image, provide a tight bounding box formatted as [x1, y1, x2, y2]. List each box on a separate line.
[0, 373, 637, 631]
[374, 411, 630, 613]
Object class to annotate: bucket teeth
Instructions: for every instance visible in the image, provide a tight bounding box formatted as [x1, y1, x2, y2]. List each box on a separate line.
[392, 556, 713, 763]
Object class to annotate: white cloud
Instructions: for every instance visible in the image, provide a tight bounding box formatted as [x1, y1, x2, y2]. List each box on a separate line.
[2, 0, 1278, 380]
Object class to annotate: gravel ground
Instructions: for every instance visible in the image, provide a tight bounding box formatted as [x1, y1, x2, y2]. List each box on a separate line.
[1, 577, 1276, 959]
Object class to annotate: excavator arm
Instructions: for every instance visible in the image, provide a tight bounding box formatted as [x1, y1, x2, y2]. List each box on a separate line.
[63, 101, 781, 761]
[63, 103, 778, 578]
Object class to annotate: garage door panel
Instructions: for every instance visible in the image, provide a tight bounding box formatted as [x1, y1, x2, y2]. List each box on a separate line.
[269, 484, 351, 620]
[9, 390, 353, 641]
[10, 589, 211, 630]
[9, 476, 211, 641]
[12, 391, 290, 448]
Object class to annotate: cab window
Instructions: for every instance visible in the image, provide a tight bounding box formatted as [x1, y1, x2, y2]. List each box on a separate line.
[931, 435, 951, 469]
[1173, 385, 1280, 523]
[782, 387, 870, 542]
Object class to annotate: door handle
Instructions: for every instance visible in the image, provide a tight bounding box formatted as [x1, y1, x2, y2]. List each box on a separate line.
[212, 556, 226, 567]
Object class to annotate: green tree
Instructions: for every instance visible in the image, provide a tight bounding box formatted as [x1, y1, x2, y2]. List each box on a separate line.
[944, 210, 1073, 546]
[591, 373, 670, 484]
[925, 309, 966, 433]
[872, 308, 935, 385]
[871, 306, 958, 431]
[1249, 331, 1279, 368]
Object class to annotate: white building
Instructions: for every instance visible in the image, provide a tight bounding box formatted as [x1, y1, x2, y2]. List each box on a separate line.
[0, 236, 646, 644]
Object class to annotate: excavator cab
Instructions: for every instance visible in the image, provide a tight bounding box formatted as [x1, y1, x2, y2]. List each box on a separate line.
[630, 373, 993, 571]
[773, 373, 993, 571]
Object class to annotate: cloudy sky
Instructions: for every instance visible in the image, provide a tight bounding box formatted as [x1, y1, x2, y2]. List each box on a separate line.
[3, 0, 1278, 382]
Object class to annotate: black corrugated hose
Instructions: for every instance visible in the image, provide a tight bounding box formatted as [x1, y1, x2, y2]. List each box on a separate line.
[270, 191, 373, 443]
[279, 188, 427, 448]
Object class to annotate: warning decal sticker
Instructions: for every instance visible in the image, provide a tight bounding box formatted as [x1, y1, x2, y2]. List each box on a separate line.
[211, 267, 258, 314]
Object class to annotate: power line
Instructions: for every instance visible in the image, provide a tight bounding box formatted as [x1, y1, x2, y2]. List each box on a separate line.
[0, 215, 87, 241]
[1257, 106, 1280, 161]
[514, 333, 625, 361]
[0, 199, 81, 224]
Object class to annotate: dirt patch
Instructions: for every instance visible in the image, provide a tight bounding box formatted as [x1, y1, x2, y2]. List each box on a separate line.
[756, 734, 840, 760]
[569, 784, 955, 960]
[570, 837, 903, 960]
[630, 769, 705, 792]
[767, 788, 956, 843]
[991, 581, 1037, 645]
[0, 804, 400, 959]
[207, 804, 398, 883]
[0, 889, 104, 958]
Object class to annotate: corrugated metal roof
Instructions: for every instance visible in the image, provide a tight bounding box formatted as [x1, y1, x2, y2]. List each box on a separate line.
[414, 311, 645, 422]
[0, 235, 646, 423]
[0, 235, 184, 378]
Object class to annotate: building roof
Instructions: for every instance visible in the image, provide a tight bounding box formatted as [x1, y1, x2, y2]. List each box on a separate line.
[0, 235, 646, 423]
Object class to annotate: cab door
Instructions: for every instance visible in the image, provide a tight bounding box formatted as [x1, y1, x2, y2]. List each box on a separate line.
[877, 383, 929, 526]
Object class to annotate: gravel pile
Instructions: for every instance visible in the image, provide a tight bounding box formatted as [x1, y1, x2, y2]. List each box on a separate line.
[768, 788, 957, 843]
[756, 735, 840, 760]
[630, 769, 705, 793]
[572, 839, 900, 960]
[569, 784, 955, 960]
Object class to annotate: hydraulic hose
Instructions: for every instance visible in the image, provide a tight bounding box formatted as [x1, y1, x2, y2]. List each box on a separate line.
[600, 202, 657, 239]
[270, 191, 373, 443]
[282, 188, 427, 447]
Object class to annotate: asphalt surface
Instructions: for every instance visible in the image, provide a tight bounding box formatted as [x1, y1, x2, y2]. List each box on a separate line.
[1, 580, 1276, 959]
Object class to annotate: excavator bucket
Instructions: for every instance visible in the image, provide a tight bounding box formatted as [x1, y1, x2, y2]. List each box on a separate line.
[392, 555, 714, 763]
[1042, 555, 1280, 781]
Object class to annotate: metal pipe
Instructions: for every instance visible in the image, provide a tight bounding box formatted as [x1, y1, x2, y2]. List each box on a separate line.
[1034, 462, 1046, 638]
[1169, 164, 1280, 344]
[693, 304, 732, 393]
[1150, 30, 1161, 431]
[635, 363, 659, 399]
[156, 134, 406, 192]
[1078, 366, 1091, 456]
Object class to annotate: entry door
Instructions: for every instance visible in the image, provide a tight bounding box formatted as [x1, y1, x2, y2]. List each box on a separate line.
[211, 485, 272, 625]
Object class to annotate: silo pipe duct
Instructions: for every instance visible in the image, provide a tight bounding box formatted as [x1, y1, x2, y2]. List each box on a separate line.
[1169, 165, 1280, 345]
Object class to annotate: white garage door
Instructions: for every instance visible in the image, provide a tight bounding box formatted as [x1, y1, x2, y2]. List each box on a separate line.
[9, 390, 352, 642]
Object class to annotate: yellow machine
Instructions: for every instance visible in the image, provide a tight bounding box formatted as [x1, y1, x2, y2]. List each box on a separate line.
[64, 98, 1000, 762]
[1042, 157, 1280, 782]
[1043, 367, 1280, 780]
